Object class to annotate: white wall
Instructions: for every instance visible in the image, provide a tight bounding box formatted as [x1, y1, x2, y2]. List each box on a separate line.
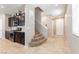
[2, 14, 5, 38]
[41, 14, 52, 37]
[18, 5, 25, 12]
[71, 35, 79, 53]
[41, 13, 64, 38]
[5, 14, 11, 31]
[65, 5, 72, 53]
[72, 5, 79, 36]
[35, 21, 48, 38]
[47, 17, 53, 37]
[52, 20, 55, 36]
[25, 5, 35, 46]
[41, 14, 64, 37]
[69, 5, 79, 53]
[41, 15, 48, 26]
[0, 14, 5, 39]
[35, 7, 42, 23]
[35, 7, 48, 38]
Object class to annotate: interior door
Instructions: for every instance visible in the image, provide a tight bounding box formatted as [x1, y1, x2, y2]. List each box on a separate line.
[56, 18, 64, 36]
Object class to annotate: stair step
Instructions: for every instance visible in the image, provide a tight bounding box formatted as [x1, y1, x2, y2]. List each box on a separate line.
[29, 38, 47, 47]
[32, 36, 44, 42]
[34, 34, 42, 38]
[34, 33, 41, 37]
[35, 32, 39, 34]
[29, 31, 47, 47]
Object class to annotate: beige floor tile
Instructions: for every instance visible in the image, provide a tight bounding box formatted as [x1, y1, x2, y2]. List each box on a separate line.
[0, 37, 70, 54]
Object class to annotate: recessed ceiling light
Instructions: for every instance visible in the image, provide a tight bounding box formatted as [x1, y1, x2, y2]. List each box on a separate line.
[55, 4, 59, 6]
[55, 9, 62, 15]
[0, 5, 4, 8]
[51, 9, 62, 16]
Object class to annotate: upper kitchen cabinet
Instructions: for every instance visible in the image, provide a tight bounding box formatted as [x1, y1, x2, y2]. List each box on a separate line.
[8, 11, 25, 27]
[8, 17, 16, 27]
[16, 11, 25, 26]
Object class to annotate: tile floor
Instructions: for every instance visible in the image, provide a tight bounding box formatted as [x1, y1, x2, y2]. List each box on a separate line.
[0, 37, 70, 54]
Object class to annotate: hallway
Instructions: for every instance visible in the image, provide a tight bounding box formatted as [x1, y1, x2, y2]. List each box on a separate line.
[0, 37, 70, 54]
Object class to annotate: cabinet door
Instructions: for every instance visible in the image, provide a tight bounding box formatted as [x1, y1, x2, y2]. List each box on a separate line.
[14, 32, 25, 45]
[14, 32, 20, 43]
[8, 18, 12, 27]
[5, 31, 9, 39]
[8, 17, 14, 27]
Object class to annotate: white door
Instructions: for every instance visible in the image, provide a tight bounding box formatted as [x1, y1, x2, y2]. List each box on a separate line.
[56, 18, 64, 35]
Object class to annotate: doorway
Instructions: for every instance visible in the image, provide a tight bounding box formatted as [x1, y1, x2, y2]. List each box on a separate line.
[48, 18, 65, 37]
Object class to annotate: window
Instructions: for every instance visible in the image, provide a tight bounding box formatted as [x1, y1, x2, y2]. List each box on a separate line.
[72, 5, 79, 36]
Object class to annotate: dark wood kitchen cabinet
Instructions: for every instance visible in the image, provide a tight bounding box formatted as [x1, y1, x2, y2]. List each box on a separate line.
[8, 17, 19, 27]
[5, 31, 10, 39]
[14, 32, 25, 45]
[8, 12, 25, 27]
[8, 17, 13, 27]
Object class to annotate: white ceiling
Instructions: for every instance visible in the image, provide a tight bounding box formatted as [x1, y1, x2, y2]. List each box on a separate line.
[35, 4, 67, 17]
[0, 4, 24, 14]
[0, 4, 66, 17]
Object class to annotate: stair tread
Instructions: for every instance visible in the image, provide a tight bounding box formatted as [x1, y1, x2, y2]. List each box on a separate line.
[34, 35, 44, 39]
[32, 36, 44, 41]
[34, 33, 41, 37]
[29, 31, 47, 47]
[30, 39, 47, 47]
[31, 38, 46, 44]
[35, 32, 40, 34]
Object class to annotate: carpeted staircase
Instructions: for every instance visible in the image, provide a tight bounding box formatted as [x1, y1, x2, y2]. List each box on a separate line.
[29, 31, 47, 47]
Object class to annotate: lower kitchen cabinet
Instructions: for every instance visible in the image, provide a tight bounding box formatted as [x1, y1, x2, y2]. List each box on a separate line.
[14, 32, 25, 45]
[5, 31, 10, 39]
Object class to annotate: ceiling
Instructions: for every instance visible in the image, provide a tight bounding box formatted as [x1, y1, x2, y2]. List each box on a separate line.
[35, 4, 67, 17]
[0, 4, 24, 14]
[0, 4, 67, 17]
